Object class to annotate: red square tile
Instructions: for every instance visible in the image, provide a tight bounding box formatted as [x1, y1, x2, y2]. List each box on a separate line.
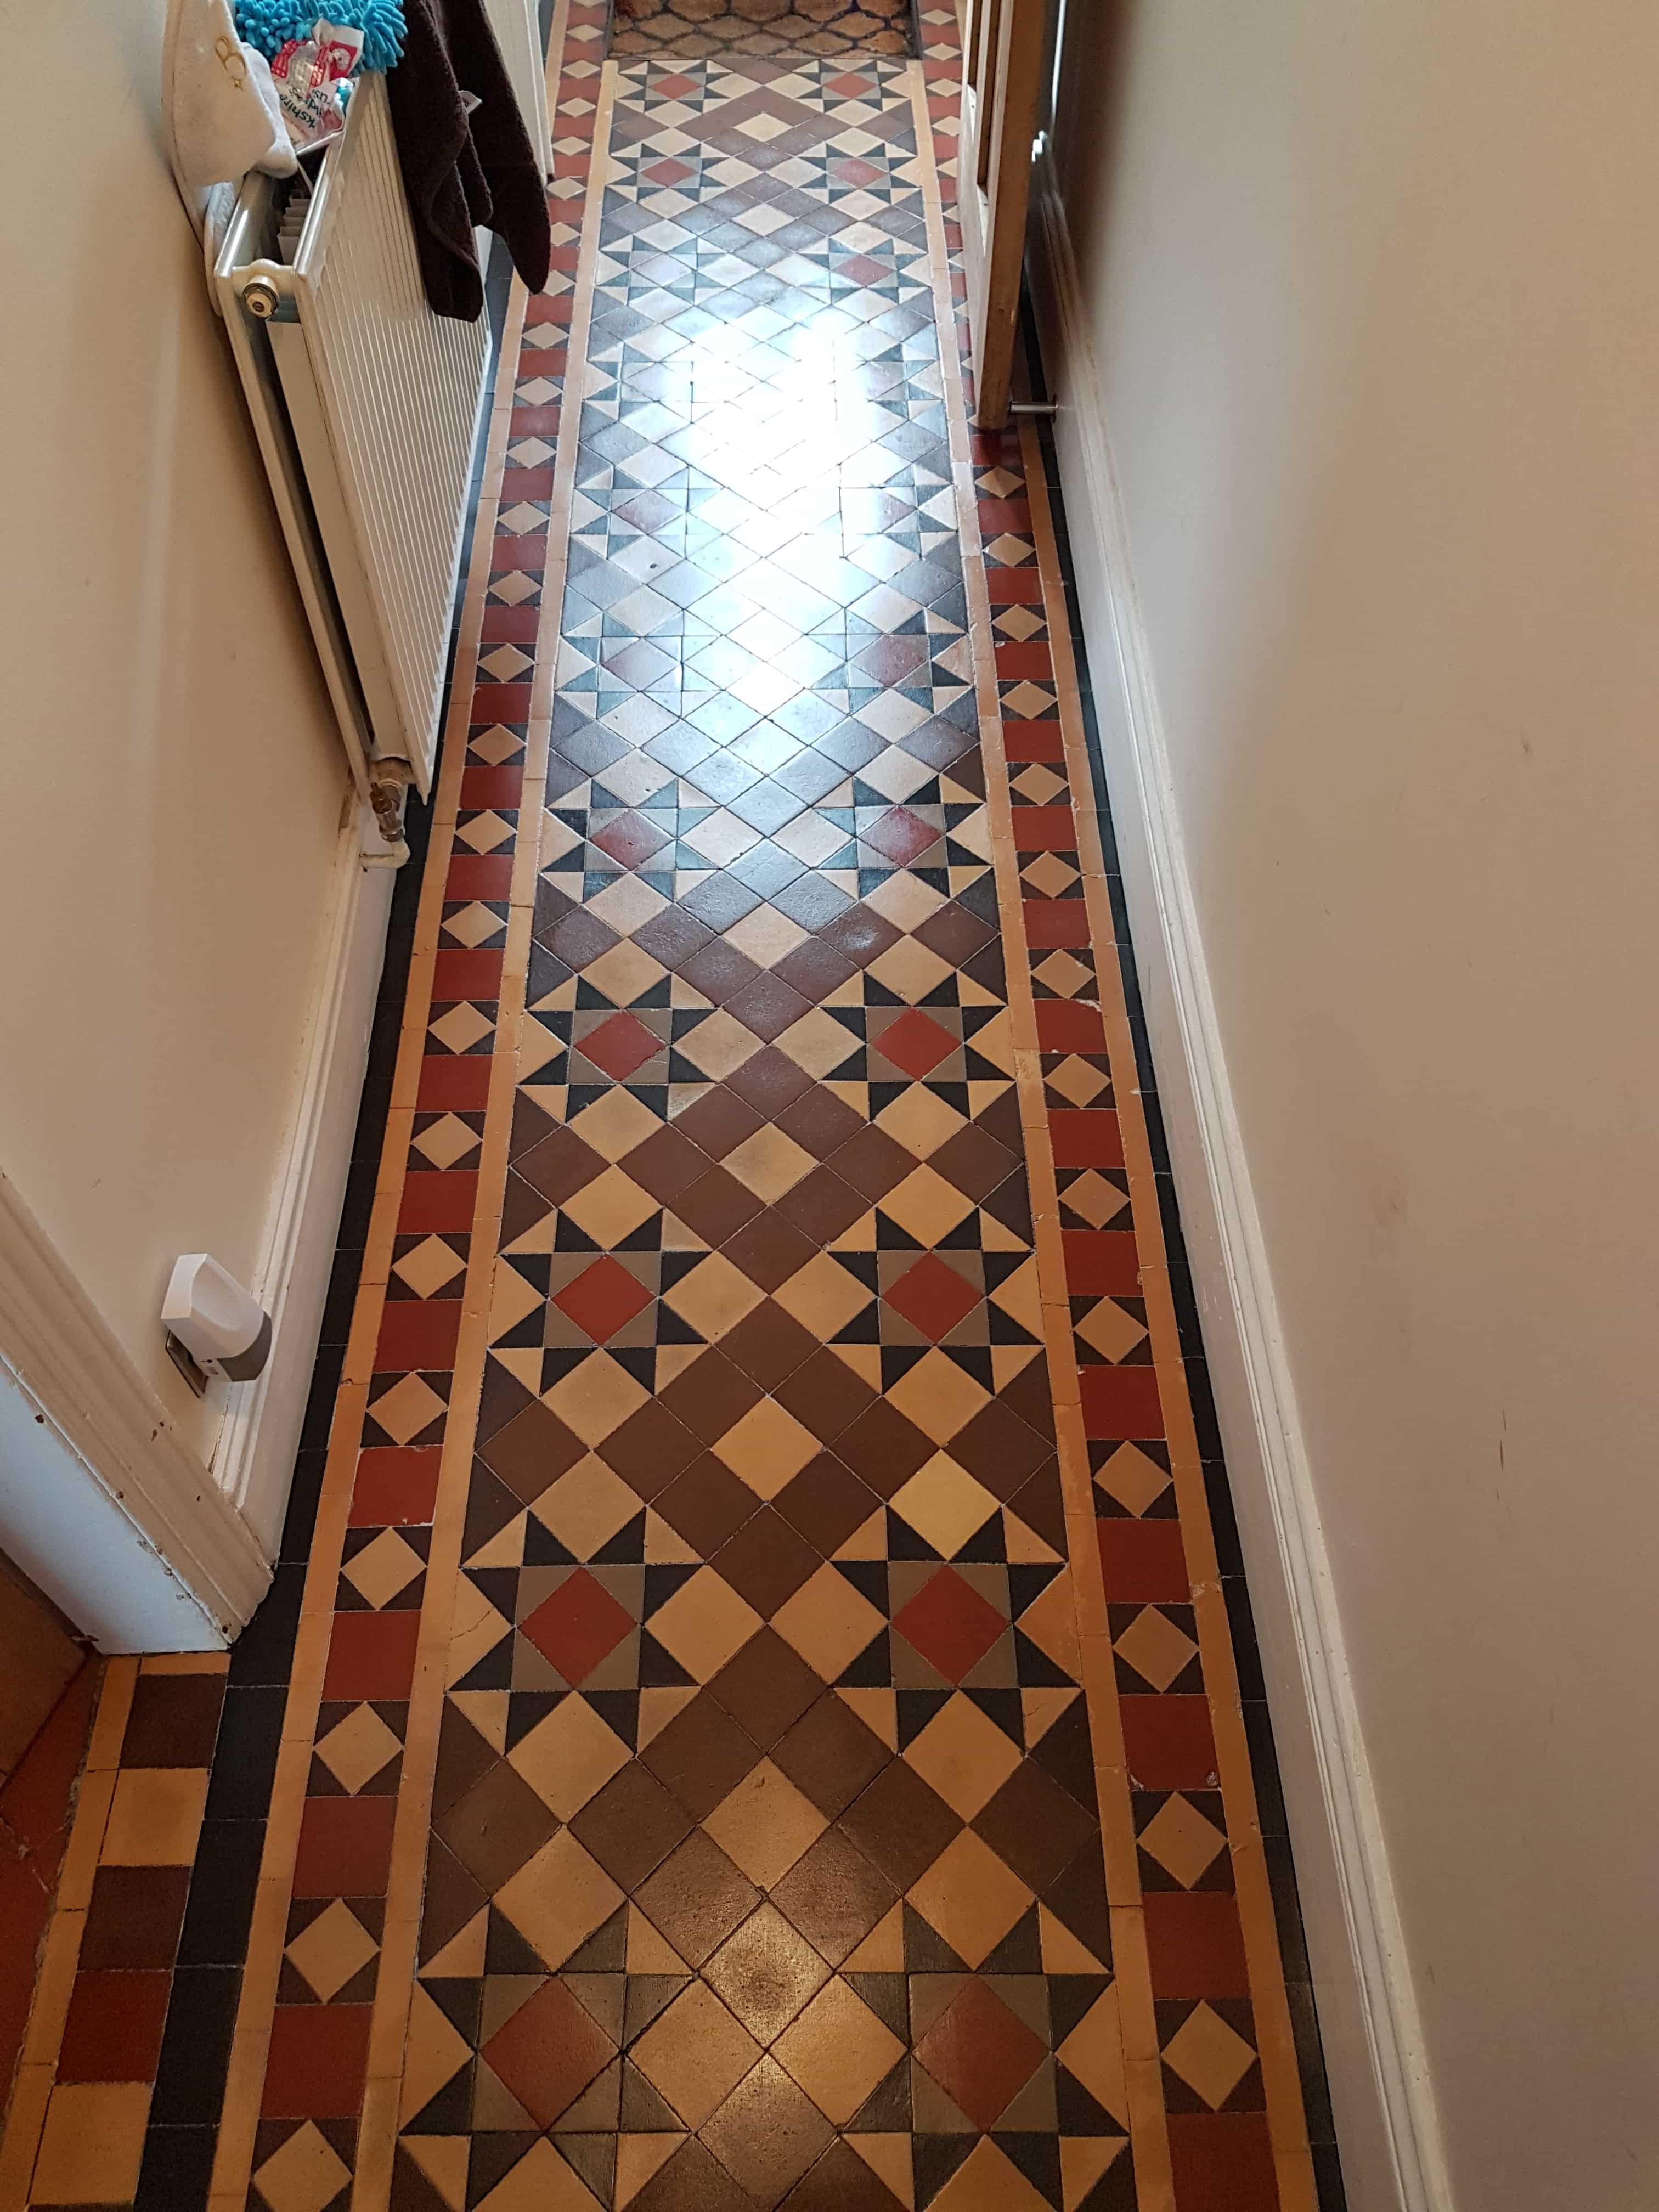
[871, 1008, 957, 1079]
[1119, 1696, 1218, 1792]
[1023, 898, 1091, 947]
[459, 764, 523, 810]
[349, 1447, 442, 1528]
[1011, 806, 1076, 852]
[912, 1978, 1046, 2129]
[293, 1796, 398, 1899]
[1061, 1230, 1142, 1296]
[1097, 1519, 1190, 1604]
[482, 1978, 614, 2128]
[56, 1968, 172, 2083]
[520, 1571, 634, 1685]
[579, 1011, 662, 1081]
[1165, 2112, 1279, 2210]
[417, 1054, 493, 1112]
[322, 1611, 422, 1702]
[1143, 1892, 1250, 1997]
[1035, 1000, 1106, 1053]
[120, 1671, 224, 1767]
[398, 1172, 479, 1233]
[1079, 1365, 1165, 1441]
[893, 1568, 1006, 1683]
[1049, 1110, 1124, 1170]
[552, 1257, 653, 1342]
[445, 851, 514, 900]
[433, 949, 503, 1003]
[375, 1299, 462, 1374]
[262, 2002, 373, 2117]
[883, 1256, 981, 1342]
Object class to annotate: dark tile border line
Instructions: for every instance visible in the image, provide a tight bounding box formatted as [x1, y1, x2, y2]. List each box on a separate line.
[131, 244, 518, 2212]
[1019, 299, 1347, 2212]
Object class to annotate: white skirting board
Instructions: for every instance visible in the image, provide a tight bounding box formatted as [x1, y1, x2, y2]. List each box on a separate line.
[1026, 154, 1456, 2212]
[213, 803, 397, 1558]
[0, 804, 394, 1651]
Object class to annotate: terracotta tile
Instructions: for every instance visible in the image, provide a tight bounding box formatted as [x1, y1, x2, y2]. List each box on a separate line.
[707, 1628, 826, 1751]
[1143, 1891, 1252, 1998]
[598, 1397, 705, 1497]
[772, 1695, 889, 1819]
[55, 1966, 172, 2083]
[480, 1398, 589, 1500]
[570, 1759, 694, 1890]
[79, 1864, 191, 1969]
[834, 1399, 934, 1498]
[720, 1300, 820, 1390]
[1118, 1695, 1220, 1791]
[629, 2134, 759, 2212]
[702, 1902, 831, 2045]
[261, 2001, 373, 2116]
[672, 1084, 769, 1161]
[634, 1831, 761, 1967]
[641, 1691, 764, 1820]
[483, 1976, 616, 2128]
[119, 1670, 225, 1768]
[659, 1351, 766, 1448]
[891, 1567, 1006, 1684]
[520, 1569, 636, 1684]
[774, 1350, 878, 1444]
[721, 1208, 819, 1294]
[972, 1758, 1099, 1892]
[673, 1165, 766, 1246]
[322, 1610, 423, 1702]
[913, 1977, 1046, 2129]
[712, 1510, 822, 1617]
[294, 1793, 399, 1897]
[699, 2052, 834, 2200]
[1165, 2110, 1279, 2209]
[768, 1826, 896, 1970]
[839, 1761, 961, 1891]
[654, 1454, 763, 1554]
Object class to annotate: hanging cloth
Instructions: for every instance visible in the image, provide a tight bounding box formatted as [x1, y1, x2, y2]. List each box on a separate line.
[386, 0, 550, 320]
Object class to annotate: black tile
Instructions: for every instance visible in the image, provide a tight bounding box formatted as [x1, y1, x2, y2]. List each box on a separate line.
[204, 1686, 286, 1822]
[229, 1562, 304, 1688]
[135, 2124, 219, 2211]
[176, 1820, 264, 1967]
[1222, 1577, 1267, 1701]
[1285, 1979, 1338, 2147]
[1240, 1700, 1288, 1837]
[149, 1965, 240, 2124]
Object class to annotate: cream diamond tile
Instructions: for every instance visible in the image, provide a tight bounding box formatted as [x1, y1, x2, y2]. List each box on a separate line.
[472, 2138, 605, 2209]
[583, 940, 668, 1008]
[904, 1693, 1021, 1820]
[1162, 2004, 1256, 2109]
[443, 900, 508, 948]
[880, 1166, 975, 1246]
[857, 748, 936, 806]
[413, 1114, 480, 1169]
[1076, 1297, 1149, 1364]
[675, 1008, 762, 1081]
[772, 1562, 882, 1680]
[285, 1898, 378, 2002]
[532, 1454, 644, 1556]
[480, 641, 534, 678]
[369, 1373, 445, 1446]
[1093, 1442, 1171, 1515]
[615, 2135, 681, 2209]
[445, 1578, 509, 1687]
[1014, 1571, 1081, 1679]
[724, 904, 809, 969]
[885, 1348, 989, 1444]
[1062, 1170, 1130, 1229]
[489, 569, 539, 606]
[571, 1089, 663, 1163]
[864, 869, 944, 930]
[992, 602, 1045, 640]
[1020, 850, 1080, 897]
[776, 1008, 860, 1078]
[1114, 1606, 1199, 1692]
[342, 1527, 424, 1609]
[1011, 764, 1067, 806]
[775, 812, 846, 864]
[906, 1831, 1033, 1968]
[774, 1252, 873, 1338]
[987, 1258, 1041, 1334]
[543, 1352, 650, 1445]
[430, 1001, 494, 1056]
[889, 1454, 998, 1557]
[648, 1568, 761, 1680]
[710, 1398, 819, 1497]
[772, 1977, 904, 2128]
[1002, 680, 1056, 717]
[1047, 1056, 1110, 1108]
[252, 2121, 352, 2212]
[874, 1085, 964, 1159]
[589, 874, 670, 933]
[395, 1234, 468, 1300]
[314, 1703, 402, 1796]
[865, 939, 952, 1005]
[724, 1126, 814, 1202]
[510, 1695, 631, 1818]
[703, 1759, 828, 1889]
[560, 1166, 659, 1246]
[631, 1983, 763, 2130]
[685, 809, 763, 866]
[495, 1831, 623, 1970]
[1140, 1795, 1228, 1888]
[1033, 950, 1095, 998]
[661, 1252, 763, 1340]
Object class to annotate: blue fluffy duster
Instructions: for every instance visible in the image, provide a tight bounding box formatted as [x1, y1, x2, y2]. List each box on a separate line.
[235, 0, 404, 72]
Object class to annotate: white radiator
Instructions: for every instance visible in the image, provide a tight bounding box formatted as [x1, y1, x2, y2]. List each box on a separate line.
[214, 73, 492, 809]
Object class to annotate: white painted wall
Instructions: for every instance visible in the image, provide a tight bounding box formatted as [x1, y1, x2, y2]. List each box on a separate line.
[0, 0, 354, 1469]
[1048, 3, 1659, 2207]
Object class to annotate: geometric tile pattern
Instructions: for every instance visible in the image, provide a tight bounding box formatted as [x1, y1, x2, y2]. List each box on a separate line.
[4, 10, 1326, 2211]
[612, 0, 913, 64]
[0, 1658, 229, 2209]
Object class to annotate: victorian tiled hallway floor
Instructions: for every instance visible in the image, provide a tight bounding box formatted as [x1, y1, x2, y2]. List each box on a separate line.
[0, 13, 1338, 2212]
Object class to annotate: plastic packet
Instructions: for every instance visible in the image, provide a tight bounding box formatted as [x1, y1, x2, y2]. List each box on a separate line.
[269, 18, 364, 153]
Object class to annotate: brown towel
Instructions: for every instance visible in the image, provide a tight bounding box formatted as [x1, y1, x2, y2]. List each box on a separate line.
[386, 0, 551, 321]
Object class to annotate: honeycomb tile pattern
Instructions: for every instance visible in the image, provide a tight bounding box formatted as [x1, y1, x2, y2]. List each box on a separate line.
[0, 10, 1333, 2211]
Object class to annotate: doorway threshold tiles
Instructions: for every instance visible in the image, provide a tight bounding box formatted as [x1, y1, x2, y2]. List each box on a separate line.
[0, 9, 1334, 2211]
